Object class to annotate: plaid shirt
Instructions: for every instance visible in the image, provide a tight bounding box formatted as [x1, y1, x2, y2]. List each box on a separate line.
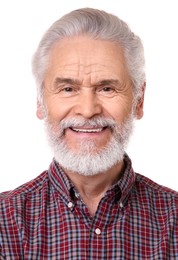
[0, 155, 178, 259]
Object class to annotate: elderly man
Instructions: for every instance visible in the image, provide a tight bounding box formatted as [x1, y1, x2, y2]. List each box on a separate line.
[0, 8, 178, 259]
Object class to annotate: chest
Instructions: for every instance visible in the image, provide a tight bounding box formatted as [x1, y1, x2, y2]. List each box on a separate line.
[1, 194, 174, 259]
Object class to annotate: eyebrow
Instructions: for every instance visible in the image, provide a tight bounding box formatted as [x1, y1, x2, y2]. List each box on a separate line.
[54, 77, 120, 87]
[54, 77, 81, 86]
[95, 79, 120, 86]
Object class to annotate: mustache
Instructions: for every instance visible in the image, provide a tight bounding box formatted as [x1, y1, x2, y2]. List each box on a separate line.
[59, 116, 117, 131]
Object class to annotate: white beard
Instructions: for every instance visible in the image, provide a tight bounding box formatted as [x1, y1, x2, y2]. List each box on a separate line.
[45, 115, 134, 176]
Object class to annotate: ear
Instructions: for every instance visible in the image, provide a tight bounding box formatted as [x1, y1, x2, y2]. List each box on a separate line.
[135, 82, 146, 120]
[36, 100, 45, 120]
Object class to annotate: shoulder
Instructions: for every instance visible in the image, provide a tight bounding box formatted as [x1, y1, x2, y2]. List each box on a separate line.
[0, 170, 48, 207]
[0, 170, 49, 240]
[0, 171, 49, 254]
[134, 172, 178, 210]
[135, 172, 178, 195]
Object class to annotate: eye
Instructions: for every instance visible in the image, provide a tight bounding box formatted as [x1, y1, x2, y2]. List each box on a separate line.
[97, 86, 116, 97]
[62, 87, 74, 92]
[102, 87, 114, 92]
[55, 85, 78, 97]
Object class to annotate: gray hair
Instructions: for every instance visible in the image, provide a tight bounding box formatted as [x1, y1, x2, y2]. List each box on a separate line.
[32, 7, 146, 103]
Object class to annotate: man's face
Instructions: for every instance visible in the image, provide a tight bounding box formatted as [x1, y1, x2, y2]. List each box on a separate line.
[37, 36, 144, 175]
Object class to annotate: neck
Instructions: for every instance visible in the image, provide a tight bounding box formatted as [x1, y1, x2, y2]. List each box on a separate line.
[64, 161, 125, 216]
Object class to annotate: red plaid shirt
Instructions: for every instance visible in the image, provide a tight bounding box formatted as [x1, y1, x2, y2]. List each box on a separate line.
[0, 155, 178, 259]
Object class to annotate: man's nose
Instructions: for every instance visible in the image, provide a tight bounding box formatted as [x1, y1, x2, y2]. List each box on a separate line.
[73, 89, 102, 119]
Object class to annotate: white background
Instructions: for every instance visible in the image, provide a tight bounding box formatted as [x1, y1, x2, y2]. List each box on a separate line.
[0, 0, 178, 192]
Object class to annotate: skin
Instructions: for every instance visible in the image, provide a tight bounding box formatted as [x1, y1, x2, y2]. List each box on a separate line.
[37, 36, 145, 216]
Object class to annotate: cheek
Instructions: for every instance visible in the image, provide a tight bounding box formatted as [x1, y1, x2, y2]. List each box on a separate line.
[45, 97, 73, 121]
[103, 100, 133, 123]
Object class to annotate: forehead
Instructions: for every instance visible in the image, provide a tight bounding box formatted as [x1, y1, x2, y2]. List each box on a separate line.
[45, 36, 130, 84]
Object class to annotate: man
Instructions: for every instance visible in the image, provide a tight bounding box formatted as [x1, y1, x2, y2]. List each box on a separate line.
[0, 7, 178, 259]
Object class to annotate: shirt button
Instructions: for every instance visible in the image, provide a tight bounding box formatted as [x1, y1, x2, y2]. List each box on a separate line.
[68, 202, 74, 208]
[95, 228, 101, 235]
[119, 202, 123, 208]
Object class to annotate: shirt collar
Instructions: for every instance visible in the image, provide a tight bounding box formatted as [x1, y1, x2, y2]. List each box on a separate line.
[48, 154, 135, 204]
[115, 154, 135, 203]
[48, 159, 74, 198]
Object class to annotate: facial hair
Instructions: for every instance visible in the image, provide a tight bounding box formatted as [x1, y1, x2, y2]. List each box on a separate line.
[44, 115, 134, 176]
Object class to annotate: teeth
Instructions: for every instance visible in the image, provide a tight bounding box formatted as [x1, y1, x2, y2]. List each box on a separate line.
[72, 128, 103, 133]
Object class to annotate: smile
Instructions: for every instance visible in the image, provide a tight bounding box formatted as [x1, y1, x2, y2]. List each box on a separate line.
[70, 127, 104, 133]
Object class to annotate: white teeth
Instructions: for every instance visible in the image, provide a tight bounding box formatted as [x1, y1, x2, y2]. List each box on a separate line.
[72, 128, 103, 133]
